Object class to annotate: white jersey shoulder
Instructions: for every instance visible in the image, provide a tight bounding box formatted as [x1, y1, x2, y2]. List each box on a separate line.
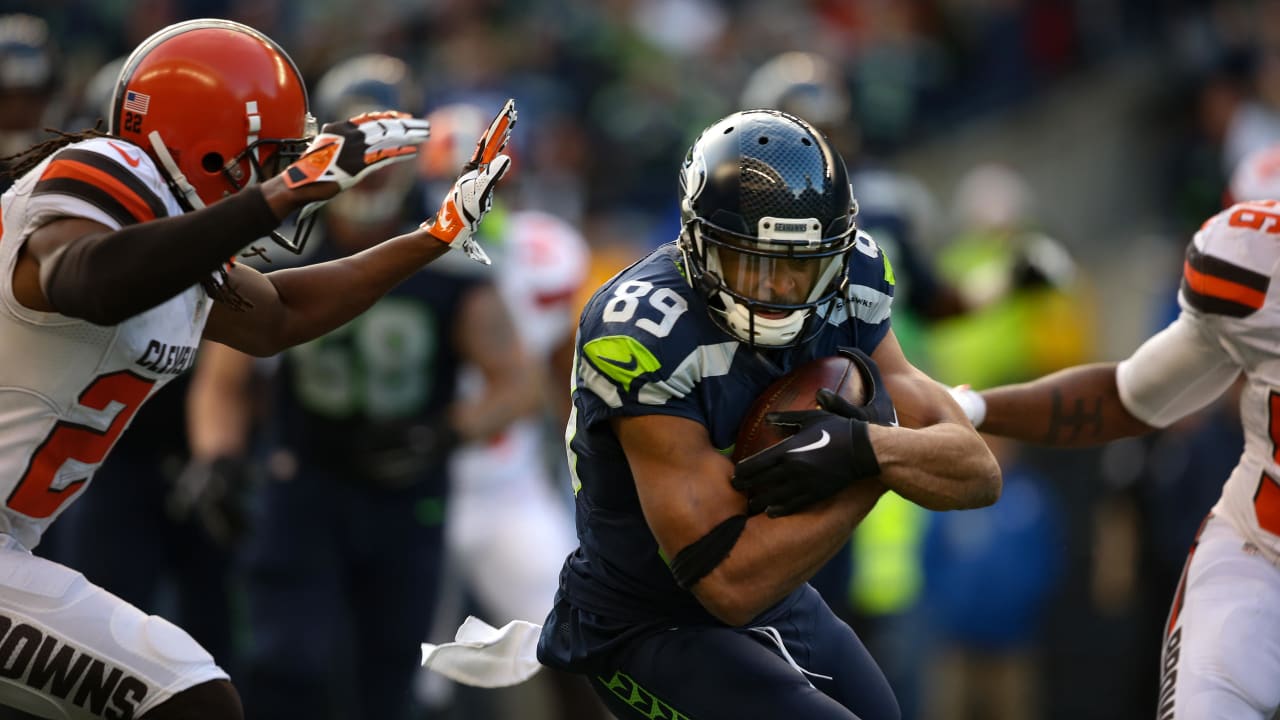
[1178, 201, 1280, 349]
[498, 210, 590, 357]
[0, 136, 212, 549]
[1166, 200, 1280, 566]
[1185, 201, 1280, 275]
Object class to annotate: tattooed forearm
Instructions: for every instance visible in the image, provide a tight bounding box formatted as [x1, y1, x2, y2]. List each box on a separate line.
[1046, 389, 1105, 444]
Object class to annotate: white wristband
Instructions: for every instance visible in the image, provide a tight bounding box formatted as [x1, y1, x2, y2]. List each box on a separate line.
[947, 385, 987, 428]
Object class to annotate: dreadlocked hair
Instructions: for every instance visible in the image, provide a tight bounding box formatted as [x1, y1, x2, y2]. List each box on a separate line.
[1, 126, 111, 179]
[202, 267, 255, 312]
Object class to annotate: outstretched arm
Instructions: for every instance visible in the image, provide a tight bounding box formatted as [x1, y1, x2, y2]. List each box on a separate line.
[976, 363, 1151, 444]
[966, 313, 1240, 445]
[203, 105, 516, 356]
[619, 412, 886, 627]
[16, 112, 434, 324]
[198, 221, 453, 356]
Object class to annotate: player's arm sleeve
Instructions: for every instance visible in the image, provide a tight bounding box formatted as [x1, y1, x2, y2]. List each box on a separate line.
[845, 231, 897, 354]
[1116, 312, 1240, 428]
[39, 186, 281, 325]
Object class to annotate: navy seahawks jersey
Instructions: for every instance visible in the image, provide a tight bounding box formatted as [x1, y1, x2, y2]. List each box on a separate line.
[541, 240, 894, 668]
[271, 237, 486, 488]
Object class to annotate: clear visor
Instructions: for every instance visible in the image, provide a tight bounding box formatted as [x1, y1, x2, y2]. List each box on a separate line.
[715, 243, 825, 310]
[704, 225, 845, 313]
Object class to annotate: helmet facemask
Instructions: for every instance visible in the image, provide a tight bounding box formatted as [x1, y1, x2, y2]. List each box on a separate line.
[682, 214, 853, 347]
[147, 118, 320, 256]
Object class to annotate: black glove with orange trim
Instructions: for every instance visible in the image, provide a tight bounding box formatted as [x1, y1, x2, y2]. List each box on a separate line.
[283, 110, 430, 192]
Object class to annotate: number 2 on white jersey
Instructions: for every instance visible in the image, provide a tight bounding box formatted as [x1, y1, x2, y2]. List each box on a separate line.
[8, 372, 154, 518]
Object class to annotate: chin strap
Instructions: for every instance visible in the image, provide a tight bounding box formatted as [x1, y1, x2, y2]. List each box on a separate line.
[148, 131, 206, 212]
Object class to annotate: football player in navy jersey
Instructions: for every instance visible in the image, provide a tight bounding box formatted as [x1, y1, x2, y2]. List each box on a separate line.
[536, 109, 1001, 720]
[183, 54, 540, 720]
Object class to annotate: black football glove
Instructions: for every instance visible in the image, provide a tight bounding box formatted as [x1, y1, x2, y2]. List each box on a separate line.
[166, 456, 257, 547]
[283, 110, 430, 192]
[349, 415, 461, 490]
[731, 346, 893, 519]
[832, 346, 896, 426]
[731, 404, 881, 517]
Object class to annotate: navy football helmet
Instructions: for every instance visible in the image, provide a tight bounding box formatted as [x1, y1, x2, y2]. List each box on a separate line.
[678, 109, 858, 347]
[313, 53, 420, 228]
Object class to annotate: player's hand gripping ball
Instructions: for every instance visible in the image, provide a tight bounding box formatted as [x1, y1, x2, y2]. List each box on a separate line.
[732, 348, 891, 516]
[732, 354, 869, 462]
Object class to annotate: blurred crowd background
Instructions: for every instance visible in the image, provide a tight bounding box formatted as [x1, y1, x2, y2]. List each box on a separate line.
[3, 1, 1277, 719]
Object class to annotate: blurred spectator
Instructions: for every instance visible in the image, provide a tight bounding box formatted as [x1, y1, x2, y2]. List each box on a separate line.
[61, 55, 126, 133]
[186, 55, 539, 720]
[924, 161, 1095, 720]
[0, 13, 62, 191]
[920, 437, 1065, 720]
[929, 162, 1093, 389]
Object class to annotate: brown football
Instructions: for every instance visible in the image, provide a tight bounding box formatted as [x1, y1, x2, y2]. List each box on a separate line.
[732, 355, 868, 461]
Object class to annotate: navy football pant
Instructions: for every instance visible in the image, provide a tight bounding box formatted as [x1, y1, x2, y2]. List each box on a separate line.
[239, 463, 445, 720]
[588, 586, 900, 720]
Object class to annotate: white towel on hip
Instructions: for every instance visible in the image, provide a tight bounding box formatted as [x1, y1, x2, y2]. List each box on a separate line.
[419, 615, 545, 688]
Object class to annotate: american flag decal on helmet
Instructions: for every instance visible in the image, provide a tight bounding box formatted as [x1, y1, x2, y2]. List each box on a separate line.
[123, 90, 150, 114]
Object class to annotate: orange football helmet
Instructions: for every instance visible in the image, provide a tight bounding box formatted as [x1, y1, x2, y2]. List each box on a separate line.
[110, 19, 316, 218]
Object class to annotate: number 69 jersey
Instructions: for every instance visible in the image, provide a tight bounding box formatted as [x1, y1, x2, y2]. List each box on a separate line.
[0, 138, 209, 550]
[543, 240, 894, 666]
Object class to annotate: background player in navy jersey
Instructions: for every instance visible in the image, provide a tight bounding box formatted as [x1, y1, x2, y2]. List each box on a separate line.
[183, 53, 540, 720]
[536, 109, 1001, 720]
[0, 19, 511, 720]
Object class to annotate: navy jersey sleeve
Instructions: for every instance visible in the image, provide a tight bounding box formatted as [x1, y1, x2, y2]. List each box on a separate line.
[831, 229, 896, 354]
[572, 247, 737, 432]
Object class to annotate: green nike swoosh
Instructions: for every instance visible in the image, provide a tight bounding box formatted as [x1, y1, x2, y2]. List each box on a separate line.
[596, 353, 639, 372]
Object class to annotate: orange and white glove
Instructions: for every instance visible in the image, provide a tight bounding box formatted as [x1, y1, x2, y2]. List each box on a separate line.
[421, 99, 516, 265]
[284, 110, 430, 191]
[283, 111, 430, 223]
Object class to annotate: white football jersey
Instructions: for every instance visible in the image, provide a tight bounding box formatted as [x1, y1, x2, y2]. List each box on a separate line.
[1177, 199, 1280, 564]
[449, 210, 590, 494]
[495, 210, 590, 356]
[0, 137, 210, 549]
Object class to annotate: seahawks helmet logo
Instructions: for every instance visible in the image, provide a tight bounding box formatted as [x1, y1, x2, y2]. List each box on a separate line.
[680, 143, 708, 213]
